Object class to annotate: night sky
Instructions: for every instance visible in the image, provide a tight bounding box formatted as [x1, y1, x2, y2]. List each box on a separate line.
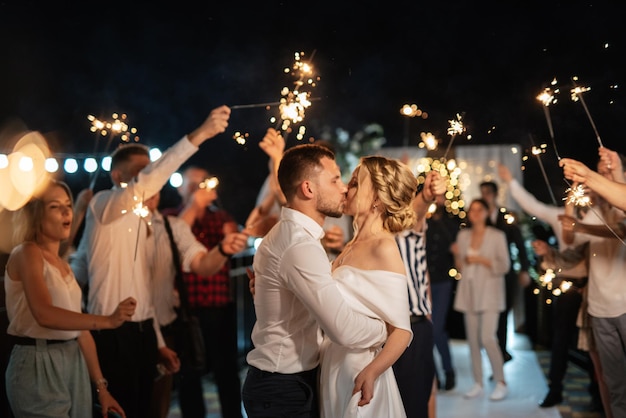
[1, 1, 624, 223]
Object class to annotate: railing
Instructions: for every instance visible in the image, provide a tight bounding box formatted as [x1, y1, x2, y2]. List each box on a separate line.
[230, 247, 256, 358]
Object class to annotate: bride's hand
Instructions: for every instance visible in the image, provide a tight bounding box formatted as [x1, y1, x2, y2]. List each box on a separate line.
[352, 368, 376, 406]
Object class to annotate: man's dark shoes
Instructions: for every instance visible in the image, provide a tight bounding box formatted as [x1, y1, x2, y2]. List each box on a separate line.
[444, 371, 456, 391]
[539, 390, 563, 408]
[503, 351, 513, 363]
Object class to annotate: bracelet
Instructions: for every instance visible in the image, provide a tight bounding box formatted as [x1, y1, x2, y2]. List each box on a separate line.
[420, 191, 435, 204]
[95, 377, 108, 393]
[217, 242, 232, 258]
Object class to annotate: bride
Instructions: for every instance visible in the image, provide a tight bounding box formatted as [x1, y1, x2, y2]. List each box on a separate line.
[320, 155, 417, 418]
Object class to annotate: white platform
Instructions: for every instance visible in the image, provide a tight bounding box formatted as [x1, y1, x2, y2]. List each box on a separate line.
[434, 337, 560, 418]
[169, 333, 561, 418]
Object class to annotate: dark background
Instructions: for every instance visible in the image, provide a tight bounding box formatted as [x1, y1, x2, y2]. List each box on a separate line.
[1, 1, 624, 223]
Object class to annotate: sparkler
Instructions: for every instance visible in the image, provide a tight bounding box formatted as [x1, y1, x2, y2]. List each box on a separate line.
[539, 268, 556, 287]
[233, 132, 249, 145]
[538, 268, 575, 297]
[442, 113, 465, 161]
[536, 85, 561, 160]
[570, 78, 603, 148]
[199, 176, 219, 190]
[230, 51, 319, 146]
[564, 183, 591, 207]
[418, 132, 438, 151]
[561, 181, 626, 246]
[132, 192, 150, 262]
[231, 101, 279, 110]
[529, 135, 558, 205]
[230, 97, 321, 110]
[267, 51, 319, 136]
[88, 113, 139, 189]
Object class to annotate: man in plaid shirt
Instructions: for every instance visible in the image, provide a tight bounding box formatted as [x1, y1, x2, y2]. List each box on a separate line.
[163, 165, 244, 418]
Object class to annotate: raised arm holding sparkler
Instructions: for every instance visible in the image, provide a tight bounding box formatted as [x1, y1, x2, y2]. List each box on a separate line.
[560, 147, 626, 213]
[70, 104, 231, 418]
[244, 128, 286, 237]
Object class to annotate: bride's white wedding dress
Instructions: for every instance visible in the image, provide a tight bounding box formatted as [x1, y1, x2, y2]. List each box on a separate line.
[319, 266, 411, 418]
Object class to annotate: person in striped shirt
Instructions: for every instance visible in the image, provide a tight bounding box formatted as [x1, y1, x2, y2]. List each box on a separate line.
[393, 170, 446, 418]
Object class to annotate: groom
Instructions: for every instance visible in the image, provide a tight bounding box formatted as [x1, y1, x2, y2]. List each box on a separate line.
[242, 143, 387, 417]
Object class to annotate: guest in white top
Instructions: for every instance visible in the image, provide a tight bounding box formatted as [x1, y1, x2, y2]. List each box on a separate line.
[242, 143, 387, 417]
[5, 179, 136, 418]
[145, 190, 248, 418]
[497, 163, 603, 409]
[70, 105, 231, 418]
[538, 186, 626, 418]
[452, 198, 510, 401]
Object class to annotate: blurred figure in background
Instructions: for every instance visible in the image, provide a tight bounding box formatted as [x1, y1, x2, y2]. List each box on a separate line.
[393, 170, 446, 418]
[480, 180, 531, 362]
[425, 193, 460, 391]
[163, 165, 245, 418]
[497, 163, 601, 410]
[148, 189, 247, 418]
[453, 198, 510, 401]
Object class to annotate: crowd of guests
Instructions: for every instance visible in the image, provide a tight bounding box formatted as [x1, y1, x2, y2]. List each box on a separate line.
[2, 102, 625, 418]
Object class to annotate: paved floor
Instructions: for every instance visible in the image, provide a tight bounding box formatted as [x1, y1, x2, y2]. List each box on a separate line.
[167, 332, 606, 418]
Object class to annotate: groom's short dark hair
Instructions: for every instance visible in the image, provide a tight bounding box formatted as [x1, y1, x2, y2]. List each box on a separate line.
[278, 144, 335, 201]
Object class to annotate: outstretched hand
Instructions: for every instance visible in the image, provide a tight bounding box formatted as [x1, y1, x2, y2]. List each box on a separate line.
[424, 170, 446, 200]
[559, 158, 595, 185]
[109, 297, 137, 328]
[221, 231, 249, 256]
[159, 346, 181, 374]
[188, 105, 231, 146]
[322, 225, 345, 253]
[259, 128, 285, 162]
[498, 163, 513, 183]
[243, 209, 279, 238]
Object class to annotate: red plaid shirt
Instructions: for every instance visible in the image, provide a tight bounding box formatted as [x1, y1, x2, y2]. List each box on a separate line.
[162, 205, 235, 308]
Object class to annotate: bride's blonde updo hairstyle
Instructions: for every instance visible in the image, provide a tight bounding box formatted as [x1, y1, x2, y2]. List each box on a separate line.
[357, 156, 417, 233]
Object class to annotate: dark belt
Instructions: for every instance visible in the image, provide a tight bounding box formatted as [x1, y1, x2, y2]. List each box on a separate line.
[248, 365, 318, 379]
[160, 319, 178, 335]
[9, 335, 77, 346]
[410, 315, 428, 324]
[121, 318, 154, 332]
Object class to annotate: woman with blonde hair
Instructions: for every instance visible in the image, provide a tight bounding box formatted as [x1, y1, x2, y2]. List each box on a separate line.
[5, 179, 136, 417]
[320, 155, 417, 418]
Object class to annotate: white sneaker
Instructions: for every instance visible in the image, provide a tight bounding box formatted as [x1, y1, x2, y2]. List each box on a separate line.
[490, 382, 508, 401]
[464, 383, 484, 399]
